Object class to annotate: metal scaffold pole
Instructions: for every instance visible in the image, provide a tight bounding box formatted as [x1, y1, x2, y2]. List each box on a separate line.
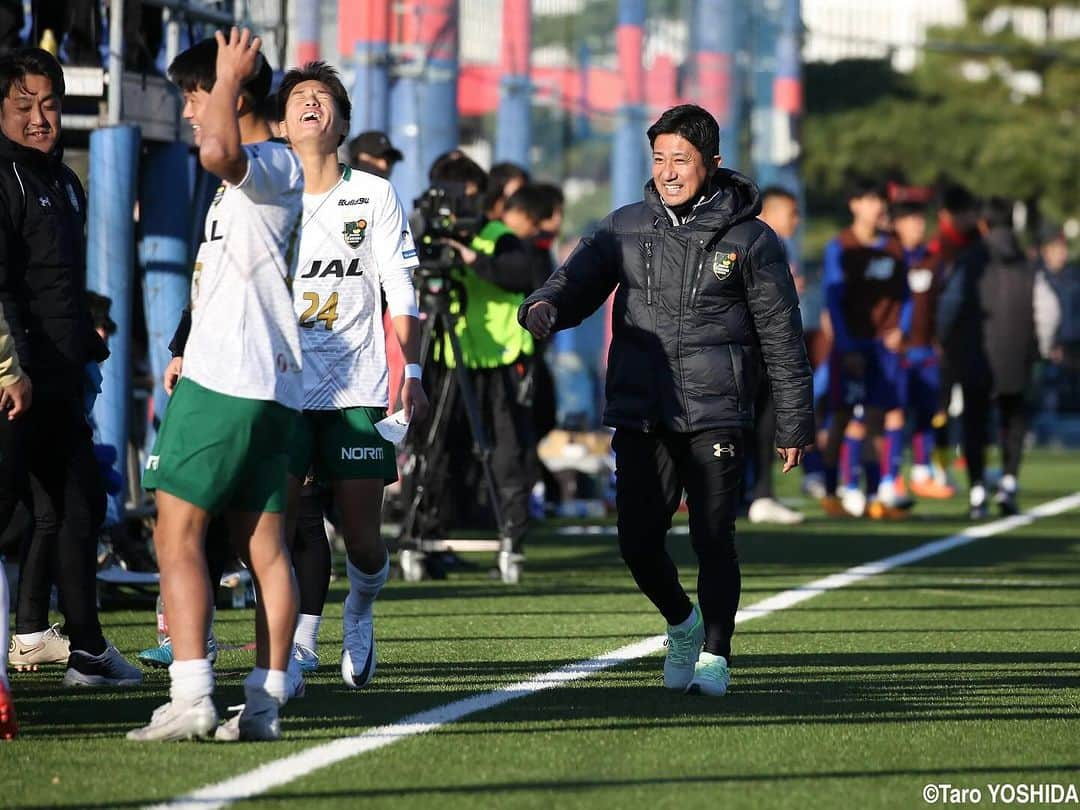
[494, 0, 531, 167]
[690, 0, 743, 168]
[390, 0, 459, 208]
[88, 125, 141, 522]
[611, 0, 648, 210]
[342, 0, 392, 136]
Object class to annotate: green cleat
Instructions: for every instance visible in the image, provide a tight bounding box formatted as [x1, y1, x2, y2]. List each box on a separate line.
[686, 651, 731, 697]
[663, 605, 704, 690]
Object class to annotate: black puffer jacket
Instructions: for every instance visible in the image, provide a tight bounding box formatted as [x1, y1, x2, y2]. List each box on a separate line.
[519, 170, 814, 446]
[0, 133, 107, 398]
[937, 227, 1048, 395]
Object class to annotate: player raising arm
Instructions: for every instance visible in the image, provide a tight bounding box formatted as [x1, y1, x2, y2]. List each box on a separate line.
[130, 28, 305, 743]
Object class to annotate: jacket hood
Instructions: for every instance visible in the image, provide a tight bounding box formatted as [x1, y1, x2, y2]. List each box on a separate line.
[984, 226, 1025, 265]
[644, 168, 762, 232]
[0, 129, 64, 170]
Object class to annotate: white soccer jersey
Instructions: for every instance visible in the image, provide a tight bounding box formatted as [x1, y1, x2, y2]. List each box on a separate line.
[294, 165, 419, 410]
[182, 141, 305, 409]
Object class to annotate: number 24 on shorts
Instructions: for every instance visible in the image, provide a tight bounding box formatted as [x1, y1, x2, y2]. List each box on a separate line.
[299, 291, 339, 330]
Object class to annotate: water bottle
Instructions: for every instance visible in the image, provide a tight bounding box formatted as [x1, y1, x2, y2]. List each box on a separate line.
[156, 594, 169, 643]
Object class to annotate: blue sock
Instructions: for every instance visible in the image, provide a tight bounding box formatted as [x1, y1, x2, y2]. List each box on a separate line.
[824, 466, 839, 495]
[865, 459, 881, 495]
[885, 428, 904, 481]
[842, 436, 863, 490]
[803, 448, 824, 475]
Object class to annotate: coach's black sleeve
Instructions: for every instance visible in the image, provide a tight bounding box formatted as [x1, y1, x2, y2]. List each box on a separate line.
[0, 174, 28, 368]
[518, 217, 620, 332]
[743, 224, 814, 449]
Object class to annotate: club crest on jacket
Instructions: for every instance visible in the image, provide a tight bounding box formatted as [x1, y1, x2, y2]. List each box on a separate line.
[713, 251, 737, 280]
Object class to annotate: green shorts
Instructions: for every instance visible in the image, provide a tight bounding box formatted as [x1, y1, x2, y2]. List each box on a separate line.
[288, 406, 398, 484]
[143, 378, 296, 513]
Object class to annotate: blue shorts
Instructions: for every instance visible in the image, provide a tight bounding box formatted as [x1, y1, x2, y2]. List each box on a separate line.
[905, 349, 940, 431]
[828, 341, 905, 412]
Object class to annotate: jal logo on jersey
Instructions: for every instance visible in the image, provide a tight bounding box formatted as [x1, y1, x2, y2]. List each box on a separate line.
[300, 258, 365, 278]
[343, 219, 367, 248]
[712, 251, 737, 281]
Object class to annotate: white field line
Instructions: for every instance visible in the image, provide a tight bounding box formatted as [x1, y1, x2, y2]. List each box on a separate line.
[152, 492, 1080, 810]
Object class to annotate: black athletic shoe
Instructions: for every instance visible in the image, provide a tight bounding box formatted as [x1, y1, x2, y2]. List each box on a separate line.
[63, 645, 143, 687]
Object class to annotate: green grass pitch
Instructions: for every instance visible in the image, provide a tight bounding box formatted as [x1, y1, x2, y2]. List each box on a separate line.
[4, 450, 1079, 809]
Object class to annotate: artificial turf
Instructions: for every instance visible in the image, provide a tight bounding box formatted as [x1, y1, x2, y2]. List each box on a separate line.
[4, 450, 1078, 809]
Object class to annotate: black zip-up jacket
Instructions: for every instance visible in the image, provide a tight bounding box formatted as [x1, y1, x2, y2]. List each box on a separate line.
[0, 133, 107, 398]
[937, 227, 1046, 395]
[519, 170, 814, 446]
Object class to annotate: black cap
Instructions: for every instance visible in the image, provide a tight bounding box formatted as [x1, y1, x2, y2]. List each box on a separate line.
[1038, 221, 1065, 245]
[349, 130, 403, 163]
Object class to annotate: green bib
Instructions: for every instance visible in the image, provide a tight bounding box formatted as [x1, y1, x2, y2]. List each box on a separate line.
[441, 219, 534, 369]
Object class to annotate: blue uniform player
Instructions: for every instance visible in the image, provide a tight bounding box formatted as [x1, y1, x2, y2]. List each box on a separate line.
[820, 179, 911, 519]
[890, 184, 955, 499]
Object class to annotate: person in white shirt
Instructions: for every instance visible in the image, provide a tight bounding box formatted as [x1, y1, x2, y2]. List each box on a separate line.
[276, 62, 428, 688]
[131, 28, 304, 743]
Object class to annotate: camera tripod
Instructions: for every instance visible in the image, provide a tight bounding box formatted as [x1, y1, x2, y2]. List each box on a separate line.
[396, 283, 524, 584]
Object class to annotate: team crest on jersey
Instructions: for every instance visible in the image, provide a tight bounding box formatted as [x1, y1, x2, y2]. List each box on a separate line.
[712, 251, 737, 281]
[212, 184, 226, 207]
[343, 219, 367, 248]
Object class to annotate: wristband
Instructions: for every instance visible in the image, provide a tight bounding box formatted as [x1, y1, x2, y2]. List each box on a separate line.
[404, 363, 422, 381]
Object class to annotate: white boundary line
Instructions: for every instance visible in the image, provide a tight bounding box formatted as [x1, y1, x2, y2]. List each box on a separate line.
[153, 492, 1080, 810]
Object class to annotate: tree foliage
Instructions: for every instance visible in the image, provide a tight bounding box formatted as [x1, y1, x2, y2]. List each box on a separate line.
[802, 3, 1079, 225]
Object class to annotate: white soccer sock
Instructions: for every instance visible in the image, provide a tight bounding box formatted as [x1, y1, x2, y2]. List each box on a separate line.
[0, 561, 10, 688]
[14, 630, 44, 646]
[293, 614, 321, 652]
[345, 554, 389, 613]
[169, 658, 214, 704]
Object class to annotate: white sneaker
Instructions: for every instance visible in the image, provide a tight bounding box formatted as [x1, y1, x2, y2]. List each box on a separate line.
[341, 598, 377, 689]
[214, 692, 281, 742]
[969, 484, 989, 519]
[127, 697, 218, 741]
[840, 487, 867, 518]
[748, 497, 805, 525]
[663, 605, 704, 690]
[877, 478, 914, 509]
[801, 472, 827, 500]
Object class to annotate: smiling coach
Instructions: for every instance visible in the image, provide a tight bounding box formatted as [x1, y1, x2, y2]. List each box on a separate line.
[520, 104, 813, 697]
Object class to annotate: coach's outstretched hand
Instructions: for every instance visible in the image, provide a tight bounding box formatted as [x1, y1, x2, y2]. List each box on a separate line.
[525, 301, 558, 340]
[776, 447, 805, 474]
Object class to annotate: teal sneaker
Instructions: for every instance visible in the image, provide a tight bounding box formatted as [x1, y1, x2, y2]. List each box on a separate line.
[663, 605, 704, 690]
[138, 638, 174, 669]
[686, 651, 730, 696]
[136, 635, 219, 669]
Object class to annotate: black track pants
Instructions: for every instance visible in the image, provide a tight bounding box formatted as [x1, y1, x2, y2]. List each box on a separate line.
[613, 427, 743, 659]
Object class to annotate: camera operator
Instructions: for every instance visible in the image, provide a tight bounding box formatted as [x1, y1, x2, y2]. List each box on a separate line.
[416, 155, 551, 558]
